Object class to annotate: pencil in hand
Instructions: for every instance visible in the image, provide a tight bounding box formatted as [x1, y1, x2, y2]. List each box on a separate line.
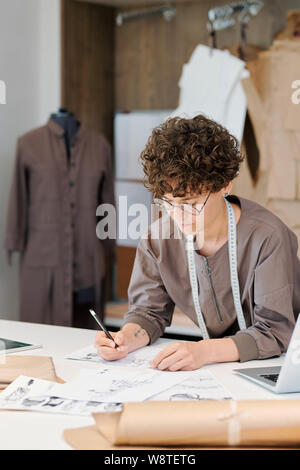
[89, 309, 119, 349]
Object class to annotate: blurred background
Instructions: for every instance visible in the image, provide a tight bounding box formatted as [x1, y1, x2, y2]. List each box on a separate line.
[0, 0, 299, 333]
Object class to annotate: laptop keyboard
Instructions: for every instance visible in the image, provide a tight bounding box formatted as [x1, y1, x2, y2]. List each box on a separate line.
[260, 374, 279, 383]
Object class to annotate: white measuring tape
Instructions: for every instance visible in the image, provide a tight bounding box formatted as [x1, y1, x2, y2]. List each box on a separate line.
[186, 198, 246, 339]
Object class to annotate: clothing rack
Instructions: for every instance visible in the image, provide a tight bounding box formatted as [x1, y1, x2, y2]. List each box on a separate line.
[208, 1, 264, 31]
[116, 5, 176, 26]
[207, 1, 264, 55]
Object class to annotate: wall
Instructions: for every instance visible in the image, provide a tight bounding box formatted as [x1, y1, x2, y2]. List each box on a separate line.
[61, 0, 115, 142]
[62, 0, 300, 299]
[0, 0, 61, 320]
[114, 0, 300, 289]
[114, 0, 300, 109]
[65, 0, 300, 135]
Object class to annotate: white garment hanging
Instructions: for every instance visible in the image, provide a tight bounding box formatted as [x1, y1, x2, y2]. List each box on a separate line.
[171, 44, 249, 143]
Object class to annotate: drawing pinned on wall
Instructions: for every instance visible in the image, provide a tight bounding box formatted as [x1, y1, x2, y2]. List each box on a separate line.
[115, 182, 153, 247]
[114, 110, 172, 180]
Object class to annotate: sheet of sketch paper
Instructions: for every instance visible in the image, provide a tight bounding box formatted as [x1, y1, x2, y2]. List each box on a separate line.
[66, 338, 171, 368]
[0, 375, 122, 416]
[147, 370, 232, 401]
[49, 366, 194, 403]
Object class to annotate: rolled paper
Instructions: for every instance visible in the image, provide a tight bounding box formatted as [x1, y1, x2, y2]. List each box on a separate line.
[0, 356, 60, 385]
[93, 400, 300, 447]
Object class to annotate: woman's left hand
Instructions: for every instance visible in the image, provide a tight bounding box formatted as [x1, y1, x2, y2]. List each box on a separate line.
[150, 341, 206, 371]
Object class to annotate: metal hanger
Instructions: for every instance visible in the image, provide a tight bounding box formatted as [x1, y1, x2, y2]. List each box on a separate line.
[207, 1, 264, 56]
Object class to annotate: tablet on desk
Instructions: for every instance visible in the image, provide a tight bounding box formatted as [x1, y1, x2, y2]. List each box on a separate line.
[0, 338, 42, 355]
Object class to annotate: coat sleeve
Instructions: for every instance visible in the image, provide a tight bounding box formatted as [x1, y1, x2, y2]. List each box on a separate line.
[4, 138, 29, 264]
[123, 235, 175, 344]
[231, 229, 298, 362]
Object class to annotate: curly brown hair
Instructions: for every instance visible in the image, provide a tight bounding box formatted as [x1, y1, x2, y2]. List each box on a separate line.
[140, 115, 244, 198]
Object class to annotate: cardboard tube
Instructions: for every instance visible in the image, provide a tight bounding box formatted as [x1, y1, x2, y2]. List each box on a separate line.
[93, 400, 300, 447]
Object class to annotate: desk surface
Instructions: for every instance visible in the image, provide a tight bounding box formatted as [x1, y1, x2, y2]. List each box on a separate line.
[0, 319, 300, 450]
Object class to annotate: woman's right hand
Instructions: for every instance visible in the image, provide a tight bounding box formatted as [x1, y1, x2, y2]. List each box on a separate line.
[94, 330, 130, 361]
[94, 323, 150, 361]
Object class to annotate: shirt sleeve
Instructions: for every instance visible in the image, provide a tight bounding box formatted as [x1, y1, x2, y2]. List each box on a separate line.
[230, 229, 298, 362]
[122, 234, 175, 344]
[4, 137, 29, 264]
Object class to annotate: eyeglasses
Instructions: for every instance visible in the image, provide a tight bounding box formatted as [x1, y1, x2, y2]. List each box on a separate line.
[153, 191, 211, 216]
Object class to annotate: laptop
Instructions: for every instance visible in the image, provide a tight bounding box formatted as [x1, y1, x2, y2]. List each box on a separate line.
[234, 314, 300, 394]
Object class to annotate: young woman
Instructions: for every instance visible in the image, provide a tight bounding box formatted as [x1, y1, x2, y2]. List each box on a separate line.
[95, 115, 300, 371]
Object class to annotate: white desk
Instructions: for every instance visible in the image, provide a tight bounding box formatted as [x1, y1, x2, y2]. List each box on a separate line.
[0, 319, 299, 450]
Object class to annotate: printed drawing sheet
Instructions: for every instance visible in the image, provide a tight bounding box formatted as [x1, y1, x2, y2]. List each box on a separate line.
[0, 376, 122, 416]
[0, 368, 233, 416]
[49, 366, 194, 403]
[66, 338, 170, 369]
[0, 340, 233, 415]
[148, 369, 232, 401]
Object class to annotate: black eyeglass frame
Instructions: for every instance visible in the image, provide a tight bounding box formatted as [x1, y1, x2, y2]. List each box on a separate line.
[153, 191, 211, 216]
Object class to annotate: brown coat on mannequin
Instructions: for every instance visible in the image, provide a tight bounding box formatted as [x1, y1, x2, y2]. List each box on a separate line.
[4, 119, 115, 326]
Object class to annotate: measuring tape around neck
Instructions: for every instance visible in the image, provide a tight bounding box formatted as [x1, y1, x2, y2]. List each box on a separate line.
[186, 198, 246, 339]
